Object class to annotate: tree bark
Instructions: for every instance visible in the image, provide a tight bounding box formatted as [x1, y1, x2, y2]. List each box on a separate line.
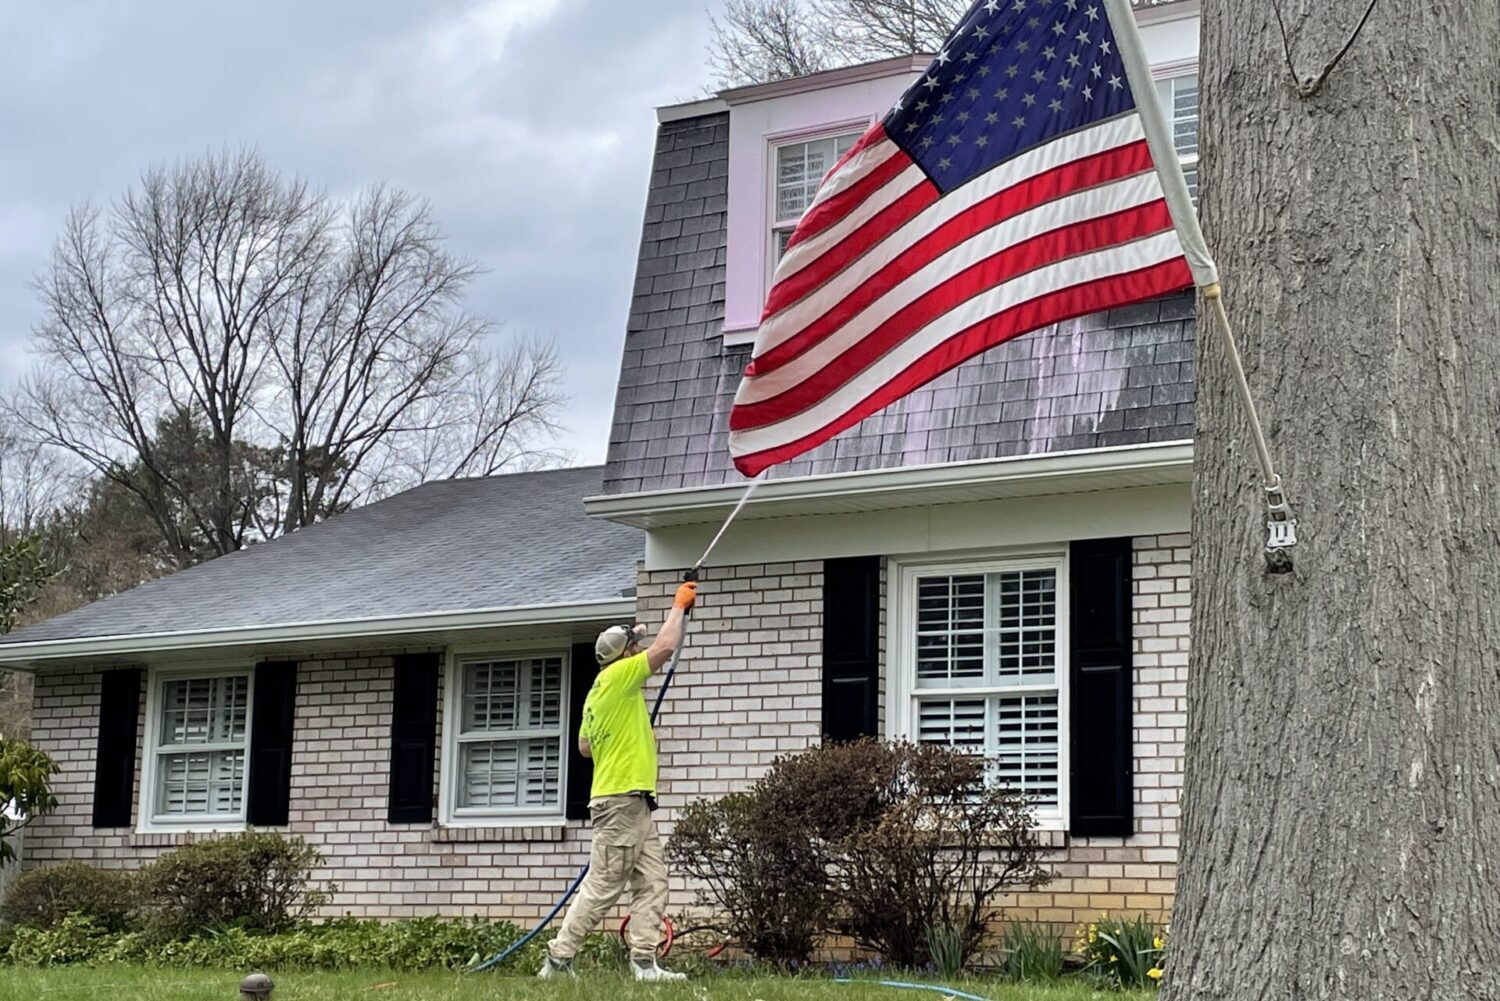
[1169, 2, 1500, 999]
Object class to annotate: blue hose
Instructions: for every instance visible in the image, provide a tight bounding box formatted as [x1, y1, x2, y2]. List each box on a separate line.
[468, 620, 692, 975]
[834, 979, 993, 1001]
[467, 863, 590, 973]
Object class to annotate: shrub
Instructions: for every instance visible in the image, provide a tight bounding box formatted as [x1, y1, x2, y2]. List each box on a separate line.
[0, 916, 623, 971]
[764, 740, 1050, 968]
[0, 734, 58, 865]
[670, 739, 1050, 969]
[135, 831, 333, 938]
[4, 913, 116, 966]
[668, 790, 828, 966]
[0, 862, 137, 931]
[1076, 914, 1165, 989]
[998, 920, 1065, 982]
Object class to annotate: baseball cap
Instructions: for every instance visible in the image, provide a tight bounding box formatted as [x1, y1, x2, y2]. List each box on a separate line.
[595, 624, 642, 665]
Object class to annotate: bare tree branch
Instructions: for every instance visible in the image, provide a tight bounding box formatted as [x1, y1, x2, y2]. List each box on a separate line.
[709, 0, 829, 88]
[810, 0, 961, 66]
[708, 0, 966, 87]
[5, 149, 565, 566]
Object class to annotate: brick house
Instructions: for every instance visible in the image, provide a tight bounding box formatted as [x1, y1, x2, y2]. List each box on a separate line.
[1, 0, 1200, 929]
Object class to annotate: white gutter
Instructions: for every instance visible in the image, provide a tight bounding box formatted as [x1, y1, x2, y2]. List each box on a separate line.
[586, 441, 1193, 529]
[0, 597, 636, 669]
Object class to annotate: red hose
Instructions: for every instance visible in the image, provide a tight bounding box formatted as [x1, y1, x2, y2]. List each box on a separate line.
[618, 914, 675, 959]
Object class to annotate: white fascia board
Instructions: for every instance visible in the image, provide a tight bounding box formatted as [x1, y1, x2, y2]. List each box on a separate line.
[585, 441, 1194, 529]
[656, 97, 729, 123]
[0, 597, 636, 671]
[715, 54, 931, 106]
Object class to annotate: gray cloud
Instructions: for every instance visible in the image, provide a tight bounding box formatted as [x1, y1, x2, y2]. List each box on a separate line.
[0, 0, 720, 463]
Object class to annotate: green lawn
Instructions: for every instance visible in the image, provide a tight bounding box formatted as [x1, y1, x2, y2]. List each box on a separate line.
[0, 967, 1150, 1001]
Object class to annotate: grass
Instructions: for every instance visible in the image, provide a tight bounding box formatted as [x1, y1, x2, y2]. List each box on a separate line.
[0, 966, 1153, 1001]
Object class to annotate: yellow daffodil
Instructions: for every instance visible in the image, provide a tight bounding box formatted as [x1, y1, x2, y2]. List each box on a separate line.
[1148, 967, 1164, 980]
[1109, 954, 1117, 963]
[1154, 935, 1165, 950]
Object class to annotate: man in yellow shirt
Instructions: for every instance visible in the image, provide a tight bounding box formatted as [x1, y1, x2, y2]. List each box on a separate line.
[539, 578, 698, 982]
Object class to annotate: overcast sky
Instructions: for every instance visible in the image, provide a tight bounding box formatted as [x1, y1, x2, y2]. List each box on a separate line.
[0, 0, 721, 465]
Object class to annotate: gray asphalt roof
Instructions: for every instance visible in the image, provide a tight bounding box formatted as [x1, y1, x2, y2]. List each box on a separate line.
[0, 465, 640, 646]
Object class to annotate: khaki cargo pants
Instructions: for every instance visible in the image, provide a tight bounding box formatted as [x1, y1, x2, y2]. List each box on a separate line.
[548, 793, 668, 963]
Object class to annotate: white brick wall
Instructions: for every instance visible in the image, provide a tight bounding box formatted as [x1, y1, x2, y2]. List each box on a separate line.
[23, 536, 1189, 928]
[632, 563, 825, 910]
[26, 655, 594, 922]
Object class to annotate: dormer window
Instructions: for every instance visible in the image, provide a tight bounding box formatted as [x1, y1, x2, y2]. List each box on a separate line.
[771, 131, 862, 268]
[1154, 72, 1198, 200]
[719, 56, 926, 345]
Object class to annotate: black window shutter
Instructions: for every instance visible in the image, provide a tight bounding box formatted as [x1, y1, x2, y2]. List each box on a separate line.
[247, 661, 298, 827]
[387, 653, 440, 824]
[822, 556, 881, 741]
[565, 642, 596, 820]
[92, 668, 142, 828]
[1069, 537, 1135, 838]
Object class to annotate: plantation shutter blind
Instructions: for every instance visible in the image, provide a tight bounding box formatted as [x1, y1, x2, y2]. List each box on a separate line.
[912, 568, 1062, 810]
[454, 655, 564, 812]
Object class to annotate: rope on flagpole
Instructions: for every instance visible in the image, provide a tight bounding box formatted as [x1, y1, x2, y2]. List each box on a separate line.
[1202, 282, 1297, 572]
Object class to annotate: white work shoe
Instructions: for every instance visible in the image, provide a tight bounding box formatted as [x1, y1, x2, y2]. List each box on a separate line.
[631, 959, 687, 982]
[537, 954, 575, 978]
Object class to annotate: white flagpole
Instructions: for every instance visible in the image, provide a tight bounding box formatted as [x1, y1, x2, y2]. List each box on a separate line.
[1103, 0, 1297, 567]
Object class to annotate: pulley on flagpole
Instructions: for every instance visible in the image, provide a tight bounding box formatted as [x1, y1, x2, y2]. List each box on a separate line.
[1202, 282, 1297, 573]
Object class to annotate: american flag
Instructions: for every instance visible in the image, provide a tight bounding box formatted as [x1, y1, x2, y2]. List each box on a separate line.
[728, 0, 1214, 478]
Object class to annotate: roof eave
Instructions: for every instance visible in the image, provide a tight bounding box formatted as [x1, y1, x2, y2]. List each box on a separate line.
[0, 597, 637, 672]
[586, 441, 1194, 530]
[715, 54, 932, 107]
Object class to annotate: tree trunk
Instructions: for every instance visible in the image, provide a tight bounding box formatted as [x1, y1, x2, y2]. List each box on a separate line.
[1169, 3, 1500, 999]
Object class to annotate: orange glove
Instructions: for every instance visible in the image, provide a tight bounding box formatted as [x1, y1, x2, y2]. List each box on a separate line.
[673, 580, 698, 611]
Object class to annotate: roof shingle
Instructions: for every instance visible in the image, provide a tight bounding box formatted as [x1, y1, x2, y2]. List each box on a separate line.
[0, 466, 640, 646]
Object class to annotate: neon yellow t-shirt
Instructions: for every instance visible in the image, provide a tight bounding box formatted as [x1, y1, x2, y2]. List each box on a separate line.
[580, 651, 657, 798]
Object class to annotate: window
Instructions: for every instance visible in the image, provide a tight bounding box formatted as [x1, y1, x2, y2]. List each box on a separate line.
[142, 668, 253, 828]
[1155, 73, 1199, 201]
[447, 653, 567, 820]
[771, 131, 861, 267]
[899, 557, 1067, 821]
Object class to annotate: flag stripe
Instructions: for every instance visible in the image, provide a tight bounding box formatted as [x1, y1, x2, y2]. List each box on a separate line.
[733, 229, 1184, 439]
[740, 189, 1172, 412]
[789, 139, 911, 249]
[731, 201, 1177, 427]
[731, 255, 1193, 474]
[751, 140, 1158, 378]
[761, 114, 1148, 324]
[765, 170, 935, 313]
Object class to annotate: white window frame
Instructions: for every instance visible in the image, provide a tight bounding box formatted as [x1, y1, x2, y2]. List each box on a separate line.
[138, 662, 255, 834]
[438, 647, 571, 828]
[766, 124, 867, 288]
[1152, 63, 1199, 203]
[888, 549, 1070, 829]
